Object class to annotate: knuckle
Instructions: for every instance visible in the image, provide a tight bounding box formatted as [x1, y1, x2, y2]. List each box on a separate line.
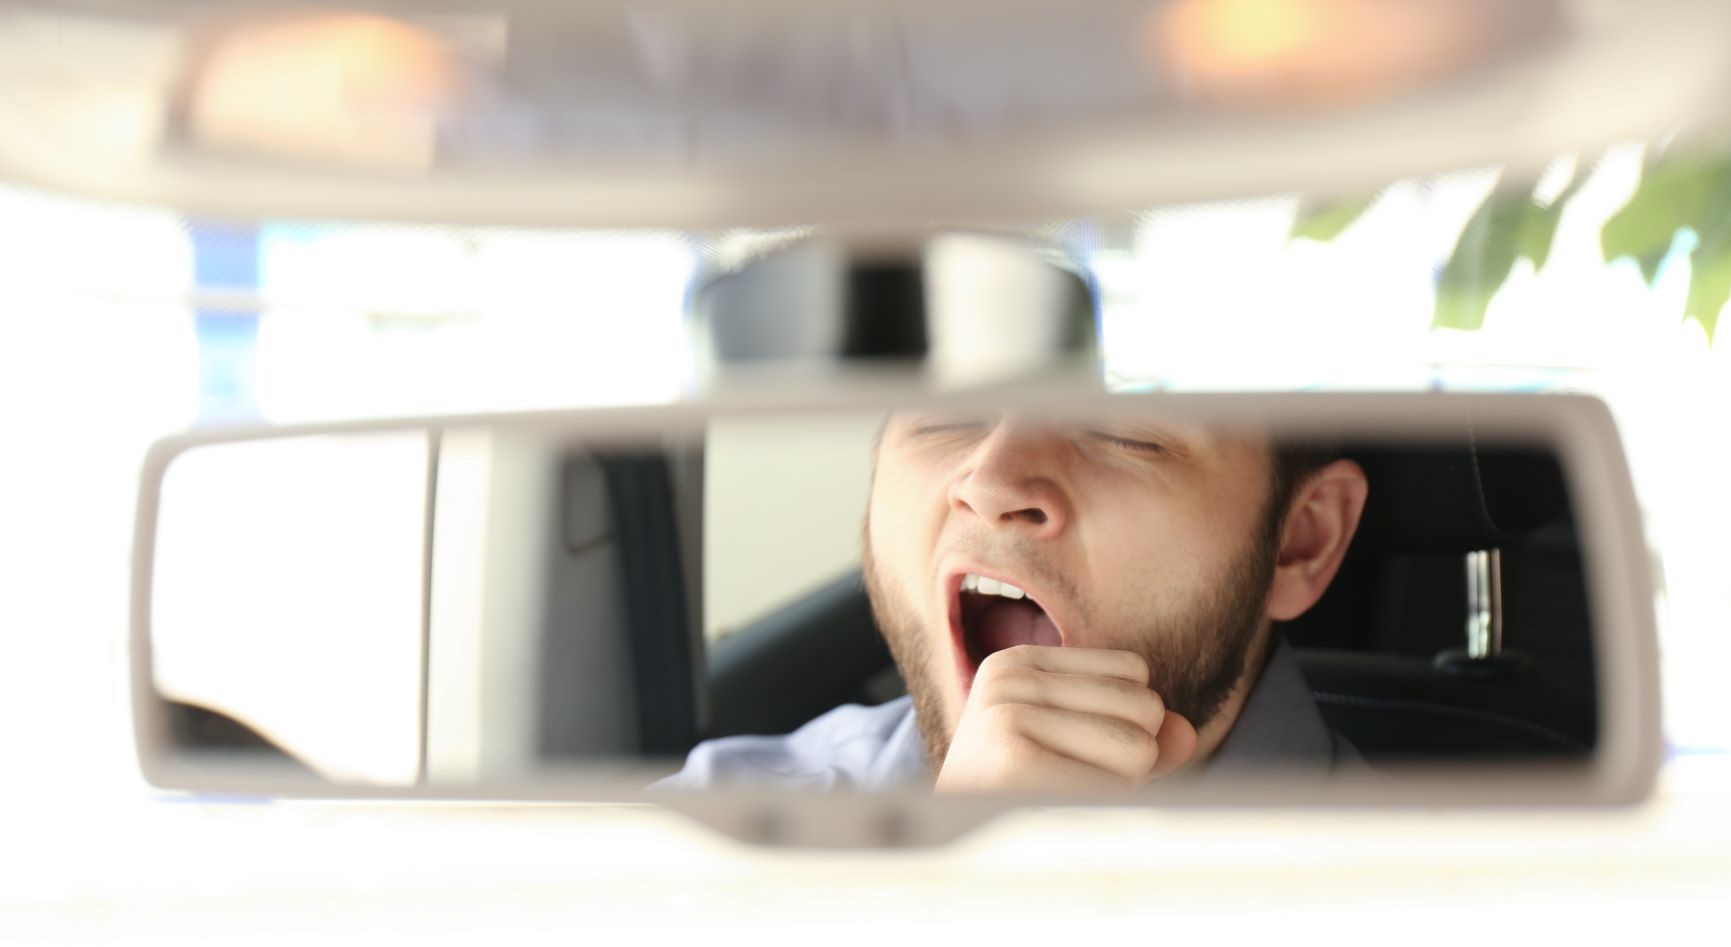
[1144, 687, 1166, 718]
[999, 666, 1041, 697]
[976, 648, 1017, 676]
[1139, 730, 1163, 769]
[1102, 676, 1165, 732]
[1117, 650, 1151, 682]
[1139, 689, 1167, 733]
[1003, 733, 1045, 767]
[986, 701, 1034, 733]
[994, 644, 1043, 667]
[1123, 725, 1161, 770]
[976, 664, 1043, 705]
[973, 663, 1025, 702]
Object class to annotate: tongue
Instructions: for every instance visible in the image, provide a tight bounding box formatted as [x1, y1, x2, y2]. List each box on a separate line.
[975, 599, 1062, 654]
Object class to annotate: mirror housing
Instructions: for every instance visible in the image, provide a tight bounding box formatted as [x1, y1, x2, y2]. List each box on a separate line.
[130, 388, 1662, 847]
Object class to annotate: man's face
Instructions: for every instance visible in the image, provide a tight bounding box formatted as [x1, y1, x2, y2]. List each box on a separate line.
[862, 413, 1284, 769]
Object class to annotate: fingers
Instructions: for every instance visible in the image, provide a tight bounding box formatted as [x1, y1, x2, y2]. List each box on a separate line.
[1150, 709, 1198, 780]
[936, 645, 1199, 793]
[976, 644, 1150, 685]
[971, 661, 1167, 738]
[935, 730, 1126, 793]
[989, 703, 1166, 784]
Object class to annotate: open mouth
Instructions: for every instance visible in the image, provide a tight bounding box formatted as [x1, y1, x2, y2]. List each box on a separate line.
[949, 571, 1064, 694]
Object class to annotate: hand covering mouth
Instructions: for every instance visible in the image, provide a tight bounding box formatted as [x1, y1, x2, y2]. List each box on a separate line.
[952, 571, 1064, 683]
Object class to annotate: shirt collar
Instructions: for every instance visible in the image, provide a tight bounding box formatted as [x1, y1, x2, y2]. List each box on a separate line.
[868, 695, 930, 789]
[1200, 635, 1338, 778]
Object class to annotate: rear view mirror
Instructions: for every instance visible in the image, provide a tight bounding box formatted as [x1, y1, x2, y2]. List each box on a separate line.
[132, 389, 1661, 846]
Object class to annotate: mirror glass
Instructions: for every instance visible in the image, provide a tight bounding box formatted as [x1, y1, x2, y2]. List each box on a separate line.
[145, 404, 1601, 795]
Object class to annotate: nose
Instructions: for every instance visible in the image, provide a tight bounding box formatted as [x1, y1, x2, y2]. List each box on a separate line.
[948, 424, 1071, 541]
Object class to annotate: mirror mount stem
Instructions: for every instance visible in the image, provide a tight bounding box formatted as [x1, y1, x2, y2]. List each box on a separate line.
[688, 234, 1099, 394]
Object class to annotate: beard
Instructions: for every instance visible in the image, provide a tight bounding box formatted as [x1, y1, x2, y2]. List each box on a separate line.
[861, 509, 1279, 775]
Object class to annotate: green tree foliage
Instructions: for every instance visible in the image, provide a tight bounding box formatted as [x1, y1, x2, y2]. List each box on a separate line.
[1601, 149, 1731, 342]
[1434, 176, 1580, 332]
[1290, 143, 1730, 345]
[1290, 194, 1378, 242]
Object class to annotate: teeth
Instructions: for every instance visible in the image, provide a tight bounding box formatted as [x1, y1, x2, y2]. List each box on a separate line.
[962, 573, 1026, 600]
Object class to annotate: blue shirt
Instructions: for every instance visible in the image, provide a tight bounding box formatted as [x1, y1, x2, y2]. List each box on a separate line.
[659, 638, 1360, 790]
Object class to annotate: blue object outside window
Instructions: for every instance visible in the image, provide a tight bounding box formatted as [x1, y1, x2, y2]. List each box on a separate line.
[189, 220, 262, 425]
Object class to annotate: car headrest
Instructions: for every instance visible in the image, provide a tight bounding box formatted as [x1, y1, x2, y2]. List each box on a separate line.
[1349, 441, 1569, 555]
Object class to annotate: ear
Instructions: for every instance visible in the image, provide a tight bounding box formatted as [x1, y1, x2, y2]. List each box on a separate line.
[1265, 458, 1369, 622]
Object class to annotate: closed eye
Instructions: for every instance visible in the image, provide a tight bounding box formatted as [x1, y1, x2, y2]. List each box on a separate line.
[911, 418, 991, 438]
[1084, 429, 1166, 454]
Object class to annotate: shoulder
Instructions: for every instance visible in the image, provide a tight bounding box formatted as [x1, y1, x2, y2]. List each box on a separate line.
[654, 696, 926, 791]
[1205, 636, 1341, 775]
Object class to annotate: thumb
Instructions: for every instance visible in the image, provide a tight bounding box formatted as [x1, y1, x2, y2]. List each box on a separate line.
[1149, 709, 1199, 780]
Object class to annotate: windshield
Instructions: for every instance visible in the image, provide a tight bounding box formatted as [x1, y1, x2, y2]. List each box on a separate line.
[2, 129, 1727, 802]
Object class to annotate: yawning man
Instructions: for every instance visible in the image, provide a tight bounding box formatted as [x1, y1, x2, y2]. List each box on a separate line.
[665, 413, 1370, 792]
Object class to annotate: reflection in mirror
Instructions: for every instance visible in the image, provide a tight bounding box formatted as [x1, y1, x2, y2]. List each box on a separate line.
[152, 432, 431, 784]
[145, 409, 1596, 795]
